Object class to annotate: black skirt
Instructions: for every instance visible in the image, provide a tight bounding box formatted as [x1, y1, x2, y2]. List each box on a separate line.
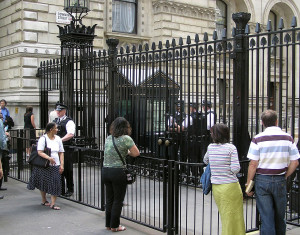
[27, 165, 61, 196]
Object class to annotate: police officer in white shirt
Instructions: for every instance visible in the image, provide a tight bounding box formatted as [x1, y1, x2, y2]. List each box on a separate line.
[54, 104, 75, 197]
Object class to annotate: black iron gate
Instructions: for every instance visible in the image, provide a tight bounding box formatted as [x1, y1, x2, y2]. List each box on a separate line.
[36, 12, 300, 231]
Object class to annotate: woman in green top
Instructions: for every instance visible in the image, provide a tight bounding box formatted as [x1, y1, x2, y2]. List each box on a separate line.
[102, 117, 140, 232]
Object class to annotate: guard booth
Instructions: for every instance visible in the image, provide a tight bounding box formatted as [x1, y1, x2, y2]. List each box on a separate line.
[114, 69, 180, 159]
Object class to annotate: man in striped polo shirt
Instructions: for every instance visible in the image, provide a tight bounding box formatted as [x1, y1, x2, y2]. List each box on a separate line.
[246, 109, 299, 235]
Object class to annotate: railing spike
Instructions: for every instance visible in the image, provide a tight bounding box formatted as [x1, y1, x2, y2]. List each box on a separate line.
[291, 16, 297, 28]
[278, 18, 284, 30]
[195, 34, 199, 43]
[213, 30, 218, 40]
[245, 24, 250, 35]
[186, 35, 191, 44]
[203, 32, 208, 42]
[255, 23, 260, 33]
[145, 43, 149, 51]
[166, 40, 170, 48]
[151, 42, 156, 50]
[172, 38, 176, 47]
[158, 41, 163, 49]
[179, 37, 183, 45]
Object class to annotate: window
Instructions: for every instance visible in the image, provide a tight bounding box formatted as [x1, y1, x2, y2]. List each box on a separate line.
[112, 0, 137, 34]
[216, 0, 227, 39]
[268, 10, 277, 31]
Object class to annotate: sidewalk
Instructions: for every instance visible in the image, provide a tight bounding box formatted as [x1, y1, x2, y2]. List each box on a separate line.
[0, 178, 163, 235]
[1, 178, 300, 235]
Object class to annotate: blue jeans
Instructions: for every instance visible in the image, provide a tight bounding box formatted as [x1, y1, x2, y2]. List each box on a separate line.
[255, 174, 287, 235]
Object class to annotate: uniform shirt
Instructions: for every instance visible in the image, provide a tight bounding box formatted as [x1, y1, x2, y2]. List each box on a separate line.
[168, 112, 193, 129]
[206, 109, 215, 130]
[37, 135, 64, 166]
[103, 135, 135, 168]
[203, 143, 240, 184]
[58, 115, 76, 135]
[247, 126, 300, 175]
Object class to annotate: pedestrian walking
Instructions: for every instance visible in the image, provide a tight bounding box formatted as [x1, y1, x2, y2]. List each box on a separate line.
[102, 117, 140, 232]
[246, 109, 299, 235]
[203, 123, 245, 235]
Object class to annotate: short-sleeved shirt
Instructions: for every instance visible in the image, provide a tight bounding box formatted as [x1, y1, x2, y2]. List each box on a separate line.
[247, 126, 300, 175]
[103, 135, 135, 168]
[203, 143, 240, 184]
[37, 134, 64, 166]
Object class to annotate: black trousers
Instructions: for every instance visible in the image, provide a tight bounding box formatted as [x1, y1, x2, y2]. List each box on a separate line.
[102, 167, 127, 229]
[0, 150, 9, 188]
[61, 147, 74, 194]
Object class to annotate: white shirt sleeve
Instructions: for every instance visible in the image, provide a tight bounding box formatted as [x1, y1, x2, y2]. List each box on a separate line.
[207, 112, 215, 130]
[182, 115, 193, 128]
[66, 120, 76, 135]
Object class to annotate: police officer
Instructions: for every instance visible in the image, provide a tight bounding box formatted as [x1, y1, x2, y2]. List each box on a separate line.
[168, 101, 192, 164]
[54, 104, 75, 197]
[188, 102, 202, 179]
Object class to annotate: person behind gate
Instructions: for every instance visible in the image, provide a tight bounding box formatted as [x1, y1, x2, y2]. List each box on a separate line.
[246, 109, 299, 235]
[203, 123, 245, 235]
[102, 117, 140, 232]
[53, 103, 75, 197]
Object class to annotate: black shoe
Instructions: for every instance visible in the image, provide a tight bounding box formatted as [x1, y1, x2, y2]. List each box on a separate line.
[64, 191, 73, 197]
[0, 195, 4, 199]
[0, 188, 7, 191]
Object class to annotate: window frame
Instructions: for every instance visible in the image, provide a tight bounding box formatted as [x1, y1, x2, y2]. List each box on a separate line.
[112, 0, 138, 34]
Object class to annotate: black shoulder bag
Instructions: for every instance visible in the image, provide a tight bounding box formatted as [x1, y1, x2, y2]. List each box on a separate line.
[112, 136, 136, 184]
[28, 136, 51, 168]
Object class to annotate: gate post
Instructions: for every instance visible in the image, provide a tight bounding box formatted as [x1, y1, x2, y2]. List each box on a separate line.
[106, 38, 119, 128]
[232, 12, 251, 159]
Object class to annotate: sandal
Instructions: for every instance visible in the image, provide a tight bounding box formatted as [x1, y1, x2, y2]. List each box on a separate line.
[111, 225, 126, 232]
[50, 205, 60, 210]
[41, 201, 50, 206]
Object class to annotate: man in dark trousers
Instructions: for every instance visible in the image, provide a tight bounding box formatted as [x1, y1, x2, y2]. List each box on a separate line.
[54, 104, 76, 197]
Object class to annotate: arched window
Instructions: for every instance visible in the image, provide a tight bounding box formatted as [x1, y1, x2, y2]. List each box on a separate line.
[216, 0, 227, 39]
[112, 0, 137, 34]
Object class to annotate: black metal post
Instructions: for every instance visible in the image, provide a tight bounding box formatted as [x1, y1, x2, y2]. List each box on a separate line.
[106, 38, 119, 128]
[232, 12, 251, 159]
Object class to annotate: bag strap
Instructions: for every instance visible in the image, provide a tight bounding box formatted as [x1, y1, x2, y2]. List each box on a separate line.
[112, 136, 126, 166]
[43, 135, 47, 148]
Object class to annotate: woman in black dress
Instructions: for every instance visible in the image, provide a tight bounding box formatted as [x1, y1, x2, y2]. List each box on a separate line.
[24, 106, 36, 159]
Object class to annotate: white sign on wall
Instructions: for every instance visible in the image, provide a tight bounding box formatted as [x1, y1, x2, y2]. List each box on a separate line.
[56, 11, 73, 24]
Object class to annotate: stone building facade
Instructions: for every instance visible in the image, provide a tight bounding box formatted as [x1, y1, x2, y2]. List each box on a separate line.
[0, 0, 299, 128]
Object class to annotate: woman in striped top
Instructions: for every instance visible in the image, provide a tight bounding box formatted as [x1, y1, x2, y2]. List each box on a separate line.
[203, 123, 245, 235]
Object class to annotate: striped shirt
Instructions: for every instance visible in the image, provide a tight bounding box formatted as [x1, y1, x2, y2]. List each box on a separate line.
[247, 126, 300, 175]
[203, 143, 240, 184]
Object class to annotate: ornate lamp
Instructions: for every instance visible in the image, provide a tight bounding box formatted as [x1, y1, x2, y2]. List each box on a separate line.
[64, 0, 90, 25]
[59, 0, 96, 37]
